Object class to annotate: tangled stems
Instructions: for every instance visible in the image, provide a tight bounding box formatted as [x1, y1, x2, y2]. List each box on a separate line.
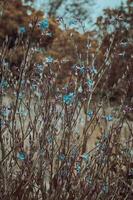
[0, 17, 133, 200]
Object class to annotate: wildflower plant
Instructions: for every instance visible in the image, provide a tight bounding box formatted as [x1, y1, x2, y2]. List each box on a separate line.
[0, 7, 133, 200]
[39, 18, 49, 31]
[18, 26, 26, 34]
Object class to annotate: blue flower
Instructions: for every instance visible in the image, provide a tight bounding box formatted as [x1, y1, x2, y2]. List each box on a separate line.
[90, 66, 98, 74]
[105, 115, 113, 121]
[86, 176, 93, 185]
[17, 108, 27, 117]
[102, 183, 109, 193]
[17, 151, 26, 160]
[87, 110, 93, 118]
[80, 66, 85, 73]
[0, 80, 9, 89]
[39, 19, 49, 31]
[72, 65, 85, 73]
[16, 92, 24, 100]
[31, 84, 37, 91]
[36, 64, 44, 72]
[19, 26, 26, 34]
[87, 79, 94, 88]
[76, 163, 81, 174]
[47, 135, 53, 144]
[81, 153, 89, 161]
[79, 117, 84, 124]
[2, 108, 11, 117]
[59, 154, 65, 161]
[63, 92, 75, 105]
[46, 56, 54, 63]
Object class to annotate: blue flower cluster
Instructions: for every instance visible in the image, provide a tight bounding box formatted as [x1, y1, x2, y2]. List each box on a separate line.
[105, 115, 113, 121]
[87, 79, 94, 88]
[102, 183, 109, 193]
[59, 154, 65, 161]
[19, 26, 26, 34]
[81, 152, 89, 162]
[46, 56, 54, 63]
[16, 108, 27, 117]
[87, 110, 93, 118]
[86, 176, 93, 185]
[72, 64, 85, 74]
[47, 135, 53, 144]
[76, 163, 81, 174]
[39, 19, 49, 31]
[1, 107, 11, 117]
[0, 80, 9, 89]
[17, 151, 26, 160]
[36, 64, 44, 72]
[63, 92, 75, 105]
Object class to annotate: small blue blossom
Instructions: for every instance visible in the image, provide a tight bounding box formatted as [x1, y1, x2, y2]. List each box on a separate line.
[80, 66, 85, 73]
[1, 120, 5, 127]
[18, 26, 26, 34]
[79, 117, 84, 123]
[39, 19, 49, 31]
[105, 115, 113, 121]
[36, 64, 44, 72]
[2, 107, 11, 117]
[87, 110, 93, 118]
[47, 135, 53, 144]
[17, 108, 27, 117]
[59, 154, 65, 161]
[76, 163, 81, 174]
[0, 80, 9, 89]
[63, 92, 75, 105]
[102, 183, 109, 193]
[90, 66, 98, 74]
[31, 84, 37, 91]
[17, 92, 24, 100]
[73, 65, 85, 73]
[17, 151, 26, 160]
[87, 79, 94, 88]
[81, 153, 89, 162]
[86, 176, 93, 185]
[46, 56, 54, 63]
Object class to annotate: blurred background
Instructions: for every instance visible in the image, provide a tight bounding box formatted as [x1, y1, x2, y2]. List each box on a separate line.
[0, 0, 133, 106]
